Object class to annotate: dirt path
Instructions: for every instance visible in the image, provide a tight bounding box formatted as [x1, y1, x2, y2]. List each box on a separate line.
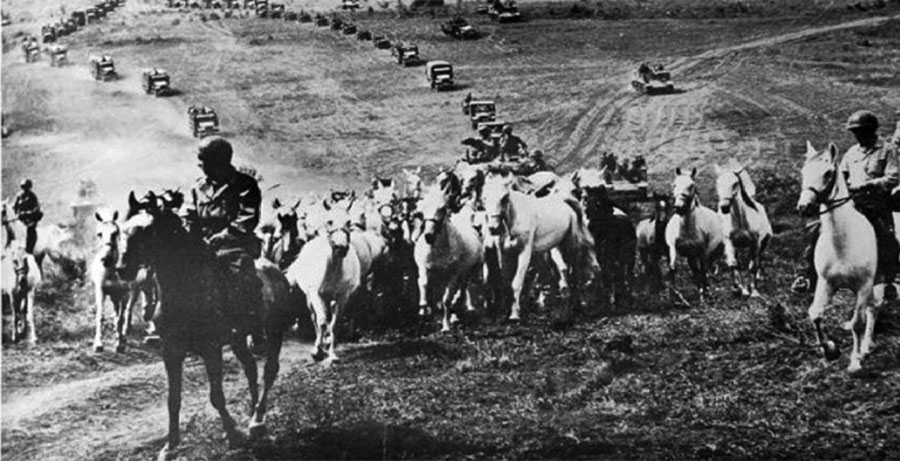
[1, 341, 313, 461]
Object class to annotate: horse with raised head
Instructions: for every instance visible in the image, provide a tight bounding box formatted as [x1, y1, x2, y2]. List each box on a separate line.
[636, 193, 671, 290]
[665, 167, 725, 300]
[481, 172, 598, 321]
[402, 167, 424, 200]
[715, 162, 772, 297]
[2, 243, 41, 344]
[118, 191, 296, 458]
[285, 202, 360, 362]
[797, 142, 877, 374]
[414, 178, 484, 332]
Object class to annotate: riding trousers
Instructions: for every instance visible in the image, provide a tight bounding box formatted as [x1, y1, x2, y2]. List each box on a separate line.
[802, 205, 899, 286]
[24, 225, 37, 255]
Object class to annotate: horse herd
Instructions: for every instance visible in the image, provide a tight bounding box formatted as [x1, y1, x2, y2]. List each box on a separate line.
[2, 140, 888, 459]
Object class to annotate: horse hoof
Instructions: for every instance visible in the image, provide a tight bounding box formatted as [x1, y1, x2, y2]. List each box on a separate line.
[115, 343, 126, 354]
[94, 344, 104, 353]
[312, 350, 327, 362]
[157, 445, 177, 461]
[143, 335, 161, 345]
[847, 362, 864, 376]
[750, 290, 762, 299]
[226, 429, 246, 450]
[823, 340, 840, 361]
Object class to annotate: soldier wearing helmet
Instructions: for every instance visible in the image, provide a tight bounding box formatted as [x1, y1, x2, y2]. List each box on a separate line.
[12, 179, 43, 254]
[471, 125, 499, 163]
[184, 136, 266, 351]
[499, 124, 528, 162]
[793, 110, 899, 300]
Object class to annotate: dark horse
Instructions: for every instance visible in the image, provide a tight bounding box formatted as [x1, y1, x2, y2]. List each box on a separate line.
[118, 191, 298, 460]
[582, 185, 637, 307]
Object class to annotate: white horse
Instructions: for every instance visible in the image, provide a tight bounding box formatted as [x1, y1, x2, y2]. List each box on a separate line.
[2, 244, 41, 344]
[715, 162, 772, 297]
[415, 181, 484, 332]
[481, 173, 598, 321]
[665, 168, 725, 299]
[402, 167, 424, 200]
[2, 201, 75, 276]
[90, 210, 159, 352]
[797, 141, 877, 374]
[285, 204, 360, 362]
[635, 193, 671, 290]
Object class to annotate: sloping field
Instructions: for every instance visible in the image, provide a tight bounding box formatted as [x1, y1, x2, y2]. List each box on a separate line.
[2, 0, 900, 459]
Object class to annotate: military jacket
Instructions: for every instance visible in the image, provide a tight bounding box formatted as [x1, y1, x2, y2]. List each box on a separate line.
[187, 167, 261, 250]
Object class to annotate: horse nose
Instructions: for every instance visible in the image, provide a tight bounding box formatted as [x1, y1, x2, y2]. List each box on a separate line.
[424, 232, 435, 245]
[488, 226, 501, 236]
[719, 203, 731, 214]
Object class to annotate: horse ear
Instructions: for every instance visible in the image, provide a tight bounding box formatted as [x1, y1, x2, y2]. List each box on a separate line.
[128, 191, 139, 210]
[112, 210, 119, 221]
[828, 143, 839, 162]
[415, 166, 421, 175]
[805, 140, 817, 159]
[323, 199, 332, 211]
[372, 178, 379, 189]
[95, 211, 103, 222]
[690, 167, 697, 179]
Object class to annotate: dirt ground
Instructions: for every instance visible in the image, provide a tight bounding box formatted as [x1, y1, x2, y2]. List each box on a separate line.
[2, 0, 900, 459]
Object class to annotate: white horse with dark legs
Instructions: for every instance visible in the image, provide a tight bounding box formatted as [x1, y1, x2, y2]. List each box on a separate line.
[481, 173, 598, 321]
[665, 167, 725, 300]
[2, 244, 41, 344]
[715, 162, 772, 297]
[797, 142, 877, 374]
[285, 204, 360, 362]
[414, 180, 484, 332]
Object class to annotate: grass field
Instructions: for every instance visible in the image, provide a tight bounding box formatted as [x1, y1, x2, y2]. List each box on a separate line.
[2, 0, 900, 459]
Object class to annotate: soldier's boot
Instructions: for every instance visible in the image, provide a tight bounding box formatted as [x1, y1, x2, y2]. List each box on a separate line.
[25, 226, 37, 254]
[791, 220, 820, 294]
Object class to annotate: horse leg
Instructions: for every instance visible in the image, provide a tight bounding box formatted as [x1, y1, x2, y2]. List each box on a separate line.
[229, 331, 259, 417]
[23, 285, 37, 344]
[508, 246, 533, 321]
[549, 247, 571, 299]
[748, 243, 763, 298]
[308, 296, 328, 362]
[114, 296, 127, 353]
[724, 239, 748, 297]
[851, 282, 876, 374]
[688, 257, 709, 300]
[417, 268, 430, 317]
[158, 345, 186, 461]
[809, 280, 839, 361]
[93, 285, 106, 352]
[201, 345, 242, 449]
[328, 294, 351, 362]
[250, 328, 284, 439]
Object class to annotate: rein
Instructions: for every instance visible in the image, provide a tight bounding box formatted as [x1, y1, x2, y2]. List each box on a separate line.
[808, 171, 854, 216]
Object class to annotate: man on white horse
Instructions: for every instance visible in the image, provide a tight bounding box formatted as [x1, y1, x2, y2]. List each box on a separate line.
[12, 179, 43, 254]
[184, 136, 266, 352]
[793, 110, 899, 301]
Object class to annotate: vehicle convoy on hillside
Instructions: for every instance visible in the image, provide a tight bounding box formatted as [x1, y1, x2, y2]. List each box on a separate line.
[47, 44, 68, 67]
[441, 17, 479, 39]
[426, 60, 454, 90]
[632, 62, 675, 94]
[89, 55, 117, 81]
[187, 106, 220, 137]
[141, 68, 173, 96]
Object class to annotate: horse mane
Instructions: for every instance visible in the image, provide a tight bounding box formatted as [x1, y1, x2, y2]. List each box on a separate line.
[733, 169, 759, 212]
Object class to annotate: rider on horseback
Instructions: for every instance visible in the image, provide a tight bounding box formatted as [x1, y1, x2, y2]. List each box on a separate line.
[13, 179, 43, 254]
[184, 136, 267, 352]
[793, 110, 899, 300]
[499, 125, 528, 162]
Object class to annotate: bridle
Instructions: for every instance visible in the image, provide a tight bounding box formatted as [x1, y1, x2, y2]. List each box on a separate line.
[806, 167, 853, 215]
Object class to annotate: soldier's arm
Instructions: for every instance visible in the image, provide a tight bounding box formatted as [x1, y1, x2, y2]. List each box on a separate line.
[230, 181, 261, 237]
[868, 146, 900, 192]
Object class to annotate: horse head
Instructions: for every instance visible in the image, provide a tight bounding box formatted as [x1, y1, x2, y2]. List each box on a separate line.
[798, 141, 841, 218]
[119, 191, 182, 279]
[672, 167, 699, 216]
[94, 209, 121, 267]
[482, 173, 515, 236]
[322, 206, 351, 258]
[403, 167, 423, 199]
[418, 184, 450, 245]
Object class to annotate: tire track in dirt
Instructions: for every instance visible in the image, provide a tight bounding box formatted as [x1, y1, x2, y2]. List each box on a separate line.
[555, 12, 900, 172]
[1, 341, 314, 461]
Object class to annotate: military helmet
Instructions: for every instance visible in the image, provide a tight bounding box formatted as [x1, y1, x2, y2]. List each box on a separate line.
[20, 179, 32, 189]
[846, 110, 879, 131]
[478, 125, 491, 135]
[197, 136, 233, 164]
[502, 125, 513, 134]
